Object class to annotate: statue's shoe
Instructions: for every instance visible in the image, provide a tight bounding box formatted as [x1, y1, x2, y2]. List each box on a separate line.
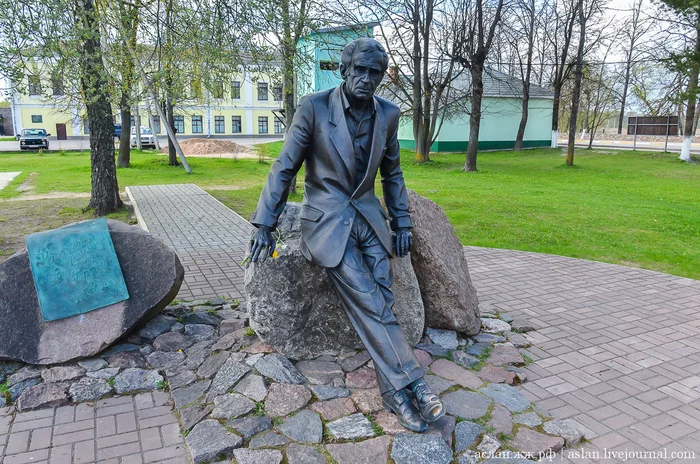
[382, 388, 429, 433]
[410, 378, 446, 423]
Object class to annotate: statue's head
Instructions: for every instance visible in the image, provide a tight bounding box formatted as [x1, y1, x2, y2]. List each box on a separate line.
[340, 38, 389, 101]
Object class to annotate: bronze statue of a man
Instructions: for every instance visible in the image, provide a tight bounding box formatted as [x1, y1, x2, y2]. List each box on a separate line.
[249, 37, 444, 432]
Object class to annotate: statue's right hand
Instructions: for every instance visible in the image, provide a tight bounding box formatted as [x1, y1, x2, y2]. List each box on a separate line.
[249, 225, 276, 263]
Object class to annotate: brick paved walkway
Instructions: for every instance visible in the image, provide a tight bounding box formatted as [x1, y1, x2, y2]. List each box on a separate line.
[0, 392, 187, 464]
[466, 247, 700, 463]
[126, 184, 254, 300]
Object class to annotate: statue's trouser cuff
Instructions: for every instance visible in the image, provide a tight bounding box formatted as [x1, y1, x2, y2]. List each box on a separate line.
[326, 215, 424, 395]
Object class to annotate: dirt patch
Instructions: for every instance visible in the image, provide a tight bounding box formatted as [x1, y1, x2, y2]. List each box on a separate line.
[164, 139, 250, 157]
[16, 172, 38, 192]
[0, 197, 134, 264]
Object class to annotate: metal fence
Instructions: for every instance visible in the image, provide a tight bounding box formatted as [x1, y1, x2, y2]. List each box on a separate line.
[627, 116, 679, 150]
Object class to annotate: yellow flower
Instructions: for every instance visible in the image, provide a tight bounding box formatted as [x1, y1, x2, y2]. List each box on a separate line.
[272, 250, 279, 259]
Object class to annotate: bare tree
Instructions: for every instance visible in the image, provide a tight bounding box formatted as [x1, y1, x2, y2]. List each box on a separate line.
[512, 0, 536, 151]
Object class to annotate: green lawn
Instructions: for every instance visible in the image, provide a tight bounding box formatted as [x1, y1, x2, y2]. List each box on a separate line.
[0, 137, 16, 142]
[0, 147, 697, 279]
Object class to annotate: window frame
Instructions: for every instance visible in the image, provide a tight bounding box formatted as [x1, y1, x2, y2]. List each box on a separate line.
[31, 115, 43, 124]
[257, 82, 268, 101]
[174, 116, 185, 134]
[231, 115, 242, 133]
[258, 116, 268, 134]
[191, 115, 203, 134]
[28, 75, 42, 95]
[231, 80, 241, 99]
[214, 115, 225, 134]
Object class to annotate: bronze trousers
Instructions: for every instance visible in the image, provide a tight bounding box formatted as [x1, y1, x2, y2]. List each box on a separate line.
[325, 214, 424, 394]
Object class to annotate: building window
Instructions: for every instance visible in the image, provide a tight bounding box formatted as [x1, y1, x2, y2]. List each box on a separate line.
[52, 76, 64, 96]
[320, 61, 339, 71]
[174, 116, 184, 134]
[274, 119, 284, 134]
[258, 116, 268, 134]
[31, 115, 43, 123]
[214, 116, 225, 133]
[192, 115, 203, 133]
[130, 115, 136, 127]
[231, 116, 242, 133]
[212, 81, 224, 99]
[28, 75, 42, 95]
[257, 82, 268, 101]
[231, 81, 241, 99]
[273, 84, 283, 102]
[153, 116, 161, 133]
[191, 80, 203, 99]
[83, 120, 90, 134]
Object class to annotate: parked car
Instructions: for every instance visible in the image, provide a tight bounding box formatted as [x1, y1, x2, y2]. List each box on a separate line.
[18, 128, 50, 150]
[130, 126, 156, 149]
[114, 124, 122, 137]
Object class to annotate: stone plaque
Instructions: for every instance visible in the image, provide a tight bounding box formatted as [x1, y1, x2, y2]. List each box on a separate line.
[26, 217, 129, 321]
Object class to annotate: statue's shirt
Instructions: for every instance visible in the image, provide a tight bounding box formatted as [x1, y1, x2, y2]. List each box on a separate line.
[341, 84, 376, 189]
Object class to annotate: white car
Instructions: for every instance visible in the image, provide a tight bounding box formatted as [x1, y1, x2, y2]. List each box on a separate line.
[130, 126, 156, 149]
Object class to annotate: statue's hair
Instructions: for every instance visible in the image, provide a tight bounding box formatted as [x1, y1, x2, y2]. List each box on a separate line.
[340, 38, 389, 76]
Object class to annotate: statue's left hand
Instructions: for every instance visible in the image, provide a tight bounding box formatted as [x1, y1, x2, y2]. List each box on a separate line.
[393, 228, 413, 258]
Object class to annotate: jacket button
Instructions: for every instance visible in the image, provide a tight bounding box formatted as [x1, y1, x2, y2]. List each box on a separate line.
[344, 220, 350, 226]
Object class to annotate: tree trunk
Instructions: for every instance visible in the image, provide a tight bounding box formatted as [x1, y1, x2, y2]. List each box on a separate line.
[166, 97, 178, 166]
[117, 102, 131, 167]
[566, 1, 585, 166]
[135, 108, 142, 150]
[464, 65, 483, 172]
[551, 85, 561, 148]
[514, 87, 530, 151]
[77, 0, 122, 216]
[617, 64, 631, 134]
[681, 24, 700, 162]
[515, 0, 535, 152]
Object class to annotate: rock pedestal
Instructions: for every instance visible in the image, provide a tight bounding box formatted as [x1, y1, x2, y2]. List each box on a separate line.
[246, 204, 424, 359]
[0, 220, 184, 365]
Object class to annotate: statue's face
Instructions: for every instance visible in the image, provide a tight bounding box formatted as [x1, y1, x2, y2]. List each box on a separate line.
[342, 49, 385, 101]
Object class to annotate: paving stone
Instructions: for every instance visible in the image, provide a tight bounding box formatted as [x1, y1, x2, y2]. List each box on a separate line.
[345, 368, 378, 389]
[327, 435, 391, 464]
[509, 428, 564, 458]
[107, 351, 145, 368]
[339, 351, 372, 372]
[211, 332, 240, 352]
[455, 421, 486, 452]
[8, 377, 41, 401]
[278, 410, 322, 443]
[153, 332, 194, 351]
[168, 369, 197, 389]
[146, 351, 185, 369]
[477, 365, 516, 384]
[481, 318, 511, 333]
[41, 366, 86, 383]
[542, 419, 585, 446]
[457, 452, 479, 464]
[503, 366, 527, 384]
[255, 354, 306, 384]
[442, 390, 492, 420]
[487, 344, 524, 366]
[181, 404, 212, 431]
[234, 373, 268, 402]
[391, 432, 453, 464]
[473, 333, 506, 344]
[414, 342, 450, 357]
[310, 397, 356, 421]
[86, 367, 120, 380]
[326, 413, 375, 439]
[186, 419, 242, 463]
[309, 385, 350, 401]
[78, 358, 108, 372]
[510, 319, 535, 333]
[428, 414, 455, 446]
[184, 324, 216, 342]
[453, 351, 479, 368]
[69, 377, 112, 402]
[513, 411, 542, 427]
[183, 312, 221, 327]
[113, 368, 163, 394]
[226, 416, 272, 439]
[242, 340, 276, 354]
[8, 366, 42, 386]
[233, 449, 283, 464]
[477, 434, 501, 455]
[505, 332, 531, 348]
[424, 374, 456, 396]
[487, 404, 513, 436]
[264, 383, 311, 417]
[248, 431, 290, 449]
[350, 388, 383, 413]
[245, 353, 265, 366]
[16, 383, 69, 411]
[197, 352, 230, 379]
[373, 410, 404, 435]
[220, 319, 245, 335]
[104, 342, 141, 355]
[211, 393, 256, 420]
[286, 443, 326, 464]
[426, 328, 459, 350]
[172, 380, 211, 410]
[295, 360, 344, 385]
[413, 349, 433, 367]
[466, 342, 490, 357]
[430, 359, 482, 389]
[139, 315, 177, 341]
[211, 358, 250, 394]
[479, 383, 530, 413]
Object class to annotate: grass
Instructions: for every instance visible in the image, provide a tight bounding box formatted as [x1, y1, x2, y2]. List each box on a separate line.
[0, 137, 16, 142]
[1, 146, 698, 278]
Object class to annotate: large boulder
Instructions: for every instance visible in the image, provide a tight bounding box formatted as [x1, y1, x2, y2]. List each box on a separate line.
[0, 220, 184, 364]
[246, 203, 424, 359]
[406, 190, 480, 334]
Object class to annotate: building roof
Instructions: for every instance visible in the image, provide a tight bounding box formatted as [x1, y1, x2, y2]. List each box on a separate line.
[473, 68, 554, 99]
[312, 22, 379, 35]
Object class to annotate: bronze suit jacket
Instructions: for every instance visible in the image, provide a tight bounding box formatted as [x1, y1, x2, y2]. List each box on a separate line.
[250, 85, 412, 268]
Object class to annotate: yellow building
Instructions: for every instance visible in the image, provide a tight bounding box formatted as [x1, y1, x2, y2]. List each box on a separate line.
[9, 68, 285, 139]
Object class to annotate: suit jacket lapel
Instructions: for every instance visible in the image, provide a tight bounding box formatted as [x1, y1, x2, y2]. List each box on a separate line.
[353, 99, 387, 197]
[329, 87, 356, 179]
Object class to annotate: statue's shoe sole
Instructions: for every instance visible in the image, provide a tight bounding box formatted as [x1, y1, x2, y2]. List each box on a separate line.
[382, 399, 429, 433]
